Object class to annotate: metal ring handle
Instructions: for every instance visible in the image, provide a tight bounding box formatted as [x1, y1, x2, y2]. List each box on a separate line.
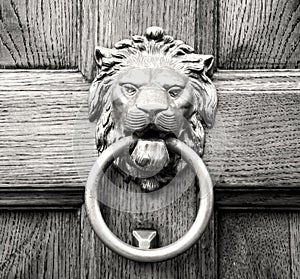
[85, 136, 213, 262]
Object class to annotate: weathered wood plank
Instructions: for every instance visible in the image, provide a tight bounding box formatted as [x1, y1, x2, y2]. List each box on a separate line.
[0, 0, 79, 68]
[80, 197, 216, 279]
[0, 70, 89, 91]
[218, 212, 291, 278]
[216, 188, 300, 210]
[0, 70, 298, 195]
[0, 210, 80, 279]
[218, 0, 300, 69]
[290, 213, 300, 278]
[0, 88, 97, 189]
[78, 5, 218, 274]
[194, 0, 217, 61]
[214, 70, 300, 91]
[5, 187, 300, 210]
[79, 0, 198, 80]
[0, 188, 83, 209]
[216, 90, 299, 187]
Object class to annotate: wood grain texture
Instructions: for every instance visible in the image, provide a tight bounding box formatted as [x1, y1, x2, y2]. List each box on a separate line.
[214, 70, 300, 187]
[216, 188, 300, 210]
[0, 187, 83, 209]
[216, 92, 299, 186]
[0, 0, 79, 68]
[0, 69, 89, 91]
[6, 187, 300, 210]
[78, 5, 218, 271]
[0, 71, 93, 191]
[0, 70, 299, 207]
[218, 212, 291, 278]
[80, 187, 216, 279]
[194, 0, 217, 66]
[79, 0, 212, 80]
[218, 0, 300, 69]
[0, 210, 80, 279]
[290, 213, 300, 278]
[213, 70, 300, 91]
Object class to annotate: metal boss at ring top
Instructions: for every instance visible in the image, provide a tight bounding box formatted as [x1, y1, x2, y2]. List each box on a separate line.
[85, 26, 217, 262]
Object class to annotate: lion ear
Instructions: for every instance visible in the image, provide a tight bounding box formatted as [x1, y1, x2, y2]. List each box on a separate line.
[178, 54, 214, 77]
[200, 55, 214, 76]
[95, 46, 114, 68]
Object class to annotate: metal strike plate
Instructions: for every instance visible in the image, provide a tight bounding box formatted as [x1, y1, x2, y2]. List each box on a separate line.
[132, 229, 157, 249]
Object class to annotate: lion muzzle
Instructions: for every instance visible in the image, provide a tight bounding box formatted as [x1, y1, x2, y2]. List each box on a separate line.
[124, 110, 181, 177]
[122, 87, 183, 178]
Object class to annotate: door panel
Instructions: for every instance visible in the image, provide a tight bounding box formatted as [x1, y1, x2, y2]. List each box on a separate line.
[218, 0, 300, 69]
[81, 204, 216, 279]
[79, 0, 215, 80]
[0, 70, 91, 208]
[0, 0, 299, 277]
[0, 0, 79, 68]
[290, 213, 300, 278]
[0, 70, 298, 205]
[80, 167, 215, 278]
[0, 210, 80, 279]
[218, 211, 300, 279]
[214, 71, 299, 187]
[0, 69, 299, 276]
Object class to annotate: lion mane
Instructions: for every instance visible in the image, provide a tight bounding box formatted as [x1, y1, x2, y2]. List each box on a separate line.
[88, 27, 217, 184]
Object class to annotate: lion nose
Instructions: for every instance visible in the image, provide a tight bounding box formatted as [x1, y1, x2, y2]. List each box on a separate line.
[137, 103, 168, 114]
[136, 88, 168, 114]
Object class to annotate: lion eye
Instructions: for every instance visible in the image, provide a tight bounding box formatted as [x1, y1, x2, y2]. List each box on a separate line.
[122, 84, 138, 97]
[168, 87, 183, 98]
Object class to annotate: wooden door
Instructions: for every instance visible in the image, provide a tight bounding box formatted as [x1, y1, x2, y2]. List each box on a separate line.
[0, 0, 299, 278]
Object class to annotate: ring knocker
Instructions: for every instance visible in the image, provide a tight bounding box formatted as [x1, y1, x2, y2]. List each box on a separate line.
[85, 27, 217, 262]
[85, 136, 213, 262]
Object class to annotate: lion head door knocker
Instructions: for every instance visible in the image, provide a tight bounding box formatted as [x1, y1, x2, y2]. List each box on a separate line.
[85, 27, 217, 262]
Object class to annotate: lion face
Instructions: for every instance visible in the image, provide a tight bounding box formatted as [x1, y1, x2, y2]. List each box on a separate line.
[110, 67, 197, 183]
[88, 27, 217, 191]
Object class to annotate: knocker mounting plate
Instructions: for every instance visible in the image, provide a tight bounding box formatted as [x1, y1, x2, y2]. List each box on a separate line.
[85, 26, 217, 262]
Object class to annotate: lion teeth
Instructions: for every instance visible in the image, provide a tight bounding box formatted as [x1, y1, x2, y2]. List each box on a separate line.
[141, 178, 160, 192]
